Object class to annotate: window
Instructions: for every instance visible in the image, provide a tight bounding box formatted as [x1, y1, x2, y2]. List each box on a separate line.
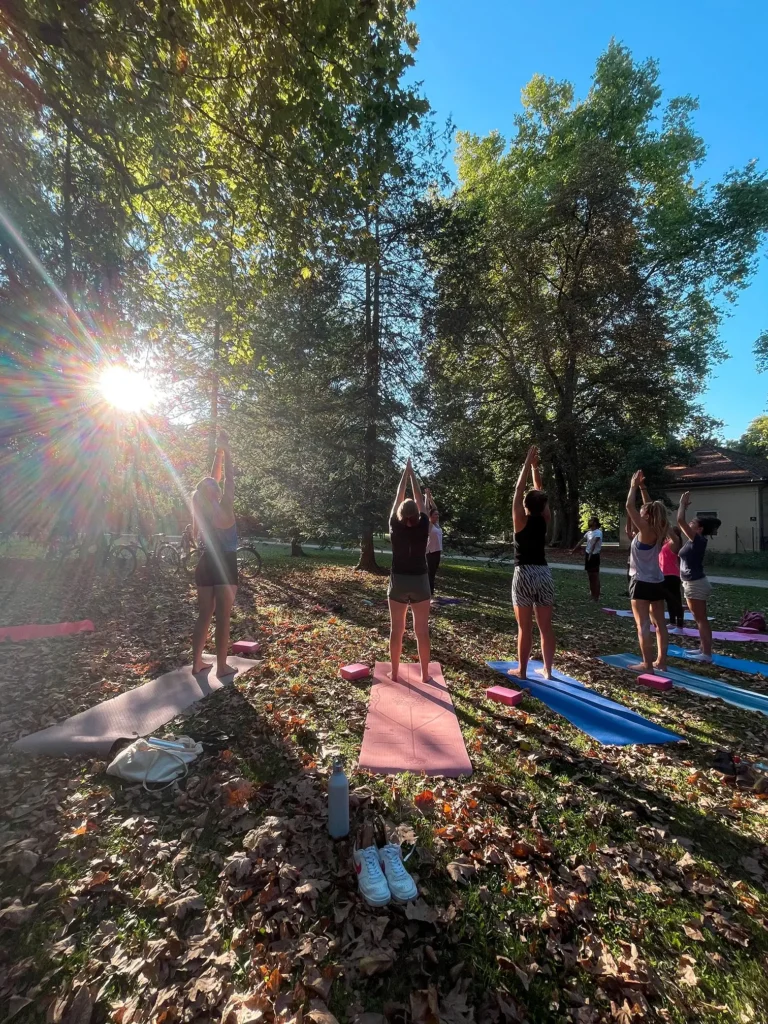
[695, 509, 718, 518]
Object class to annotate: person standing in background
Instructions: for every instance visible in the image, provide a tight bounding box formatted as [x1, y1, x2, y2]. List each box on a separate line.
[571, 516, 603, 601]
[425, 488, 443, 600]
[660, 527, 685, 634]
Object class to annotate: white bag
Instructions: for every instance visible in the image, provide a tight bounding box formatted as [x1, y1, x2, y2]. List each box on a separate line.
[106, 736, 203, 790]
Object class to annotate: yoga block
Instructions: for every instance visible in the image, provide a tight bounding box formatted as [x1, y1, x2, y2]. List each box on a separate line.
[340, 663, 370, 681]
[486, 685, 523, 706]
[232, 640, 261, 656]
[637, 673, 672, 691]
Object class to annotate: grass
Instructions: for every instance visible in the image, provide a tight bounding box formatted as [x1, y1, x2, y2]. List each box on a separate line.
[2, 549, 768, 1021]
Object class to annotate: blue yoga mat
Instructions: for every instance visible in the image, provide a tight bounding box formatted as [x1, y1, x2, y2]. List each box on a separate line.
[486, 661, 682, 746]
[668, 645, 768, 677]
[601, 654, 768, 719]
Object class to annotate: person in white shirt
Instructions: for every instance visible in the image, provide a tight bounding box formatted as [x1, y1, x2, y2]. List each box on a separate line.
[571, 516, 603, 602]
[425, 488, 443, 597]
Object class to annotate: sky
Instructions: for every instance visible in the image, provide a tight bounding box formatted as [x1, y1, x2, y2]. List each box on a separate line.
[408, 0, 768, 440]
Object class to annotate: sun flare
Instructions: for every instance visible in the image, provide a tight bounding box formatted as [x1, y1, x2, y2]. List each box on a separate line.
[99, 366, 157, 413]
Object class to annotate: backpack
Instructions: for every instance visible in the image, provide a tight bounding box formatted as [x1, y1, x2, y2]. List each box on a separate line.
[740, 611, 767, 634]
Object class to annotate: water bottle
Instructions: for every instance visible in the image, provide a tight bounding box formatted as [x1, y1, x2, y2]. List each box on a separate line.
[328, 758, 349, 838]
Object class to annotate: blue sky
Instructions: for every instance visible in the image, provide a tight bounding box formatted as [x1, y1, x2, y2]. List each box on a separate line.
[409, 0, 767, 439]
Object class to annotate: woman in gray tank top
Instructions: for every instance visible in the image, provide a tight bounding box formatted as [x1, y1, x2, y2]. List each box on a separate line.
[625, 470, 670, 672]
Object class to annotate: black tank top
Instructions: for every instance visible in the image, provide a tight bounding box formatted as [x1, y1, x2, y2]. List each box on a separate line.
[514, 514, 547, 566]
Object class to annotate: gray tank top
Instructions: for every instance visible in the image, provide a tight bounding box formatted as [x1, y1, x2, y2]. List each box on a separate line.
[629, 535, 664, 583]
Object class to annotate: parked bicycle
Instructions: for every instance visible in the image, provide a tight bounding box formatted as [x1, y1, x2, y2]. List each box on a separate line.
[114, 533, 180, 571]
[45, 532, 137, 573]
[180, 539, 263, 575]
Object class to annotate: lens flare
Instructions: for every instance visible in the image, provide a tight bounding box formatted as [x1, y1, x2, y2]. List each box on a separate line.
[99, 366, 157, 412]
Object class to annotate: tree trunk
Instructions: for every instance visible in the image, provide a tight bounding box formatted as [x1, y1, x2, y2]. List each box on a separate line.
[208, 318, 220, 462]
[356, 220, 382, 573]
[290, 536, 305, 557]
[62, 126, 74, 310]
[549, 452, 581, 547]
[357, 527, 383, 573]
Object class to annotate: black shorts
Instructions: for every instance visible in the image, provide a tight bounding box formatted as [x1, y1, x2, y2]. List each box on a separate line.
[585, 554, 600, 573]
[195, 551, 239, 587]
[628, 577, 666, 603]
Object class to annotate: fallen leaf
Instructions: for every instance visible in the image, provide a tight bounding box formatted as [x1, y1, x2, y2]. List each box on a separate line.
[678, 953, 698, 986]
[358, 953, 394, 978]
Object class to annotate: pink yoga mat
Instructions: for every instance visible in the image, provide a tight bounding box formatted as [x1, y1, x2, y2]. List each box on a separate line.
[652, 626, 768, 642]
[12, 655, 257, 757]
[0, 619, 94, 642]
[358, 662, 472, 777]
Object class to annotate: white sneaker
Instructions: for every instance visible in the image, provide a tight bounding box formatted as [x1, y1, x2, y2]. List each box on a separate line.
[379, 843, 418, 903]
[353, 844, 391, 906]
[688, 652, 713, 664]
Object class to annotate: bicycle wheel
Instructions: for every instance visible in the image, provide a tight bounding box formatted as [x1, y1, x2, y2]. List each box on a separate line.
[157, 544, 180, 568]
[236, 544, 262, 573]
[110, 545, 137, 574]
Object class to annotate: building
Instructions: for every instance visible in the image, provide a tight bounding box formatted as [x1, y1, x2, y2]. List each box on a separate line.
[620, 446, 768, 553]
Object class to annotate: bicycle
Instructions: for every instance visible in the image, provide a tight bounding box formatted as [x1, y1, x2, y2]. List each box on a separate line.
[180, 540, 263, 575]
[118, 533, 180, 570]
[45, 532, 137, 574]
[236, 542, 263, 573]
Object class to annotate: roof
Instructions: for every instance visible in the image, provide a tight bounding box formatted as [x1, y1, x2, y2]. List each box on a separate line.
[665, 446, 768, 487]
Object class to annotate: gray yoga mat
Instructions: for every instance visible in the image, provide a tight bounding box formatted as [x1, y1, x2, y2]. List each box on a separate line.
[12, 655, 258, 756]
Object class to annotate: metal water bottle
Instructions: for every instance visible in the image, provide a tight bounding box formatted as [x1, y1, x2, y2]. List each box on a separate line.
[328, 758, 349, 838]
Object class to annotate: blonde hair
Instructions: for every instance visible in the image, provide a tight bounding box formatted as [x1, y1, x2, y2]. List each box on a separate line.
[642, 500, 669, 543]
[397, 498, 419, 521]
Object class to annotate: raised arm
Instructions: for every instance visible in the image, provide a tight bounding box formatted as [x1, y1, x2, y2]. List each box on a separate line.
[210, 445, 225, 484]
[513, 446, 535, 533]
[677, 491, 695, 541]
[625, 470, 647, 535]
[529, 446, 550, 523]
[219, 431, 235, 510]
[390, 460, 410, 521]
[408, 464, 427, 515]
[425, 488, 437, 515]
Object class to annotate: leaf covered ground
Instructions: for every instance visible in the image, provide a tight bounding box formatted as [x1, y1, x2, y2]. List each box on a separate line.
[1, 551, 768, 1024]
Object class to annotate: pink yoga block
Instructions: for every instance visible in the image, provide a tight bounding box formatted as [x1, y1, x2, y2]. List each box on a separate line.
[637, 673, 672, 691]
[232, 640, 261, 656]
[486, 685, 524, 706]
[340, 663, 370, 681]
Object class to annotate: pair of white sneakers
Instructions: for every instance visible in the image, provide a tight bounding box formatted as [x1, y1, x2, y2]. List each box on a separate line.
[353, 821, 418, 906]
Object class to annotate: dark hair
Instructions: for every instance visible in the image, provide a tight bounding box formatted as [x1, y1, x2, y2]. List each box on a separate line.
[696, 517, 721, 537]
[588, 516, 601, 528]
[524, 489, 548, 516]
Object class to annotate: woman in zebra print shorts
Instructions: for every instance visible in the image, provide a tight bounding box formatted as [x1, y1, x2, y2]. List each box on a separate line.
[509, 446, 555, 681]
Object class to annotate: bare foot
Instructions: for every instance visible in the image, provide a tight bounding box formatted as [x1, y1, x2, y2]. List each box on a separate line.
[628, 662, 653, 673]
[507, 669, 528, 682]
[192, 661, 209, 674]
[420, 674, 432, 685]
[216, 662, 236, 678]
[387, 670, 400, 683]
[653, 662, 667, 672]
[538, 668, 555, 680]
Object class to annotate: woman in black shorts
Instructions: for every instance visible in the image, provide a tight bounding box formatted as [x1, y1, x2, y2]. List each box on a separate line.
[510, 445, 555, 680]
[625, 470, 669, 671]
[191, 430, 239, 676]
[388, 458, 431, 683]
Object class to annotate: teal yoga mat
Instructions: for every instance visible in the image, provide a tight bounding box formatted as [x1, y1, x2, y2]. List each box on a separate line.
[486, 661, 681, 747]
[668, 645, 768, 677]
[601, 654, 768, 718]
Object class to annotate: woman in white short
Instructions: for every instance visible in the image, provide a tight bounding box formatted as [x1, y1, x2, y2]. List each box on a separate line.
[677, 491, 721, 663]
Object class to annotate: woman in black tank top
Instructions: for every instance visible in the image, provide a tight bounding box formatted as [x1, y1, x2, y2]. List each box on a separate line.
[509, 446, 556, 681]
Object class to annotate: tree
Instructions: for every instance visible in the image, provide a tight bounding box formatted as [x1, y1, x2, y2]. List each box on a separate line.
[424, 43, 768, 544]
[733, 415, 768, 458]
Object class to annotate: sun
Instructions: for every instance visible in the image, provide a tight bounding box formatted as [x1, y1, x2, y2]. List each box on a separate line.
[99, 366, 157, 413]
